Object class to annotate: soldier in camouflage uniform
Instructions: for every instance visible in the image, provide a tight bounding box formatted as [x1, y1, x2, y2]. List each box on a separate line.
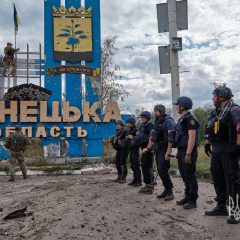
[4, 126, 30, 181]
[1, 42, 19, 77]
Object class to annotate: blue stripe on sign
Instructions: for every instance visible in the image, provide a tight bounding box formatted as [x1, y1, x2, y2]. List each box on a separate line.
[84, 0, 101, 104]
[44, 0, 62, 103]
[65, 0, 82, 109]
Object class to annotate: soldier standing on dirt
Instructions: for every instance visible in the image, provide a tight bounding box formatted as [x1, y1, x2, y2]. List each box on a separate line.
[204, 85, 240, 224]
[125, 117, 142, 187]
[1, 42, 19, 77]
[173, 97, 200, 209]
[136, 111, 155, 194]
[143, 104, 176, 201]
[111, 120, 128, 184]
[4, 126, 31, 182]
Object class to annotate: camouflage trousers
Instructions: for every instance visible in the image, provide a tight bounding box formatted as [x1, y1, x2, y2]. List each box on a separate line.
[9, 151, 27, 180]
[1, 57, 17, 76]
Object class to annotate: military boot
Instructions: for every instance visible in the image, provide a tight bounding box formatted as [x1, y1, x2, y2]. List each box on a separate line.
[113, 176, 121, 183]
[132, 182, 142, 187]
[118, 176, 127, 184]
[205, 205, 228, 216]
[139, 185, 154, 194]
[183, 200, 197, 209]
[176, 195, 189, 205]
[157, 189, 167, 199]
[8, 177, 15, 182]
[164, 190, 174, 201]
[227, 216, 240, 224]
[128, 180, 136, 186]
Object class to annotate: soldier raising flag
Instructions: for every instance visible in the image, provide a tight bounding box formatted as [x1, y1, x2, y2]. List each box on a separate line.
[1, 4, 20, 77]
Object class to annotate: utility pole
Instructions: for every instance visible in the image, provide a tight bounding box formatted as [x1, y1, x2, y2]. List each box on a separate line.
[157, 0, 188, 122]
[168, 0, 180, 121]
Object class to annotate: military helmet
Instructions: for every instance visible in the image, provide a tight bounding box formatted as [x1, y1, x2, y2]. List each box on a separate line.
[15, 125, 22, 131]
[140, 111, 152, 120]
[126, 117, 136, 124]
[116, 120, 125, 126]
[7, 42, 13, 46]
[174, 96, 193, 110]
[154, 104, 166, 113]
[212, 85, 233, 99]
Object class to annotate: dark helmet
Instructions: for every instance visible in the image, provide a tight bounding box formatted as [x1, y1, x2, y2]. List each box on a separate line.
[116, 120, 125, 126]
[140, 111, 152, 120]
[174, 96, 193, 110]
[15, 125, 22, 131]
[212, 85, 233, 99]
[126, 117, 136, 124]
[154, 104, 166, 113]
[7, 42, 13, 46]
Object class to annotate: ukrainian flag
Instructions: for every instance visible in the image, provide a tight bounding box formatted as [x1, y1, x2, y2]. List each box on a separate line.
[13, 4, 20, 34]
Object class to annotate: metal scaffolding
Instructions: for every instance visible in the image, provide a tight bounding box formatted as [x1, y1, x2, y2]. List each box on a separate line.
[0, 44, 44, 99]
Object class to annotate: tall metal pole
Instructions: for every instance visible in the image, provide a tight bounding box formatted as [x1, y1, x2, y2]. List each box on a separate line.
[39, 43, 42, 87]
[168, 0, 180, 121]
[27, 44, 29, 84]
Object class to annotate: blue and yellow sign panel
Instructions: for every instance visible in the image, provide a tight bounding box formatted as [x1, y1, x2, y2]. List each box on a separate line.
[53, 6, 93, 62]
[0, 0, 125, 159]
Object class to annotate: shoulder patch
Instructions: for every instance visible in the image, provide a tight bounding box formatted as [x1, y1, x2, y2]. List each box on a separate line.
[189, 119, 196, 126]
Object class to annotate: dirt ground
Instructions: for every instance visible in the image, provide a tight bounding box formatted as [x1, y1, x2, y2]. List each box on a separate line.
[0, 174, 239, 240]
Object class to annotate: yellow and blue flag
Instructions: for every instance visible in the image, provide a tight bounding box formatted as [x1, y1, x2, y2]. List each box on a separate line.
[13, 4, 20, 34]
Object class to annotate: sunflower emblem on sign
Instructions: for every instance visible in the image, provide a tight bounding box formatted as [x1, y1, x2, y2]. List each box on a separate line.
[57, 19, 88, 52]
[53, 6, 93, 62]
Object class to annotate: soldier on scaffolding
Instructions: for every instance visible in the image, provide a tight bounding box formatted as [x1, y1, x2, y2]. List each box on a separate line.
[1, 42, 19, 77]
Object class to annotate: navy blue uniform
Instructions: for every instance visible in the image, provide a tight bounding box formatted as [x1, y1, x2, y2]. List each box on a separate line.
[136, 122, 154, 185]
[175, 112, 199, 201]
[126, 126, 142, 184]
[206, 104, 240, 208]
[151, 115, 176, 191]
[114, 129, 128, 178]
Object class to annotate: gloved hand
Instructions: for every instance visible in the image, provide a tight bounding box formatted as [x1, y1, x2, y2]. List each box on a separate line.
[204, 143, 212, 157]
[184, 153, 192, 164]
[142, 148, 150, 154]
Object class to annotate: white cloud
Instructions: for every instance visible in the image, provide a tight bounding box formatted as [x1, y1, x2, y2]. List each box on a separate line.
[0, 0, 239, 112]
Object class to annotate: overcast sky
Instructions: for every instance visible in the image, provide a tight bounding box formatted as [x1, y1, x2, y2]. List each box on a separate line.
[0, 0, 240, 112]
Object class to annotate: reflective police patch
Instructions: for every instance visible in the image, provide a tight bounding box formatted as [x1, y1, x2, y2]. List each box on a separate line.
[190, 120, 196, 126]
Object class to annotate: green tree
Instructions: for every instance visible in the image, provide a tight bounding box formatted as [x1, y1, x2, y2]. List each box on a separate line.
[193, 105, 212, 143]
[100, 36, 130, 111]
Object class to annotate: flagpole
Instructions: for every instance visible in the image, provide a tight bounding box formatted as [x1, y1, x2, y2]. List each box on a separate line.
[14, 30, 17, 49]
[14, 6, 17, 86]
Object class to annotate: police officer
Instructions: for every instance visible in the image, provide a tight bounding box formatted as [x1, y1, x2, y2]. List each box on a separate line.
[174, 96, 199, 209]
[1, 42, 19, 77]
[143, 104, 176, 201]
[126, 117, 142, 187]
[111, 120, 128, 184]
[204, 85, 240, 224]
[135, 111, 154, 194]
[4, 126, 30, 181]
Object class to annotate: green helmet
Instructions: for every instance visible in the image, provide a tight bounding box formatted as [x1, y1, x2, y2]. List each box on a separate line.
[154, 104, 166, 113]
[212, 86, 233, 99]
[15, 125, 22, 131]
[116, 120, 125, 126]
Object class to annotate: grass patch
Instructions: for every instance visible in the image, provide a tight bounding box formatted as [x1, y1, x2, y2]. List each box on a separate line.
[170, 147, 211, 181]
